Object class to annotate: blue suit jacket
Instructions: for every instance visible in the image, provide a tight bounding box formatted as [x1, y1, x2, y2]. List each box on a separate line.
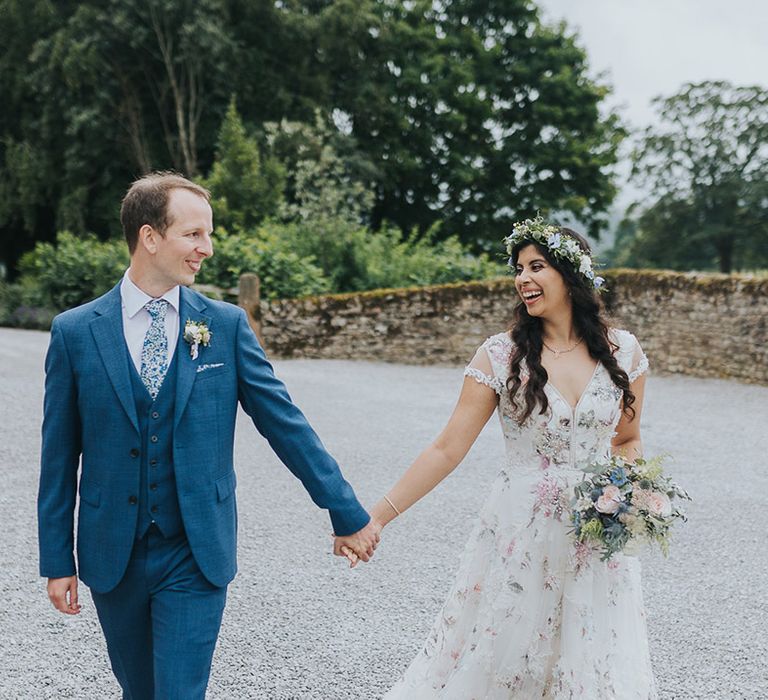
[38, 283, 369, 593]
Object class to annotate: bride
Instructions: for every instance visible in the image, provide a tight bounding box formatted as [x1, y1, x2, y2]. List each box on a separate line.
[339, 219, 656, 698]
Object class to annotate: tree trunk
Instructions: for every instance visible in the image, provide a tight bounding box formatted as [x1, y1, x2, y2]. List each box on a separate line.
[118, 78, 152, 173]
[717, 239, 733, 273]
[149, 6, 198, 176]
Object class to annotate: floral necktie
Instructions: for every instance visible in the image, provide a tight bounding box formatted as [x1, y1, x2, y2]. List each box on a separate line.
[140, 299, 169, 400]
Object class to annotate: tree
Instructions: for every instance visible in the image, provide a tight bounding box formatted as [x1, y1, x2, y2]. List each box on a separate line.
[628, 81, 768, 272]
[202, 98, 285, 232]
[0, 0, 236, 276]
[266, 112, 377, 226]
[0, 0, 624, 277]
[313, 0, 624, 247]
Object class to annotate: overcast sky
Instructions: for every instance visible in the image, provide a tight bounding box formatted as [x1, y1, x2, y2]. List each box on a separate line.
[535, 0, 768, 214]
[537, 0, 768, 129]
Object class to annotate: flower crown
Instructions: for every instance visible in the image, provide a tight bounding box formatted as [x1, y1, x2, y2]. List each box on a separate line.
[503, 216, 606, 293]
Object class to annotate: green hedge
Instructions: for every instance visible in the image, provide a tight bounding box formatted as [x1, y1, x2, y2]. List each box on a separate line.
[1, 222, 504, 329]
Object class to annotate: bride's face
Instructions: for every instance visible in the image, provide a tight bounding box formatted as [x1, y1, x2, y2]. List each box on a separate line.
[513, 244, 570, 317]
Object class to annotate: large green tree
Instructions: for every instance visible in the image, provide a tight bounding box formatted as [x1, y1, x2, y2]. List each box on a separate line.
[627, 81, 768, 272]
[312, 0, 623, 247]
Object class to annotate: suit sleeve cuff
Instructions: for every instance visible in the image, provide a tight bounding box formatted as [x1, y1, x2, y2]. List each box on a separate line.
[329, 503, 371, 536]
[40, 566, 77, 579]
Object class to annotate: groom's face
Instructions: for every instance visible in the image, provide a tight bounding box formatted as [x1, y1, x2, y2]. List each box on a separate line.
[152, 188, 214, 288]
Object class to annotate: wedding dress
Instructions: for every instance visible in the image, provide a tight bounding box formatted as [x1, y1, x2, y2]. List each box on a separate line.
[384, 329, 657, 699]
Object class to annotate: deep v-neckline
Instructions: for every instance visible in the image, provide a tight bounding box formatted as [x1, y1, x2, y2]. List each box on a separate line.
[546, 361, 601, 414]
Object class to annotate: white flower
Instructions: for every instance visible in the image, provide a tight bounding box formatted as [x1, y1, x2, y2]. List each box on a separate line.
[184, 320, 212, 359]
[579, 255, 592, 274]
[564, 239, 579, 254]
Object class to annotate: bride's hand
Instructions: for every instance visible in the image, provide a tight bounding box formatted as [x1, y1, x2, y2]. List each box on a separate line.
[333, 519, 383, 568]
[339, 544, 359, 567]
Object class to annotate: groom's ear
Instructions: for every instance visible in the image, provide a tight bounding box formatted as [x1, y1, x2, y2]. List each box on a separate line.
[138, 224, 161, 254]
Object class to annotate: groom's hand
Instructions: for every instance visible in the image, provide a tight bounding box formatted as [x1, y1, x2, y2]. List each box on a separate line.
[333, 519, 382, 568]
[47, 576, 81, 615]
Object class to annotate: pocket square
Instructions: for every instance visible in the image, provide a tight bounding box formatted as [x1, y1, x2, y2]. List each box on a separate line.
[196, 363, 225, 373]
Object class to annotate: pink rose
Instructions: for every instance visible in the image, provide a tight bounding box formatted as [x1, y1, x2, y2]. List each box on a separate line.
[595, 484, 623, 514]
[646, 492, 672, 517]
[632, 488, 652, 511]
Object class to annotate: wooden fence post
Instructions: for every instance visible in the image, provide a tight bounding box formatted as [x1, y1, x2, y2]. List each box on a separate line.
[238, 273, 263, 347]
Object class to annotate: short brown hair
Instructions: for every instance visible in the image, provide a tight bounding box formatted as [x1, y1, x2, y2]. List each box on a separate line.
[120, 172, 210, 254]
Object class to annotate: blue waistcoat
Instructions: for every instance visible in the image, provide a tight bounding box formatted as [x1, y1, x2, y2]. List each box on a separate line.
[128, 350, 184, 540]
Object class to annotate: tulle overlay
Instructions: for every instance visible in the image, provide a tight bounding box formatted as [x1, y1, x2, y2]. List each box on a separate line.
[385, 330, 657, 699]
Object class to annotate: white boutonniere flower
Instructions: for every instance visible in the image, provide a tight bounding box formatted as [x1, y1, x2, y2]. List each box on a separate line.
[183, 320, 212, 360]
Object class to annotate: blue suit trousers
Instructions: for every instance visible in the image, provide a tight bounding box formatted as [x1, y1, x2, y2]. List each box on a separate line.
[91, 527, 227, 700]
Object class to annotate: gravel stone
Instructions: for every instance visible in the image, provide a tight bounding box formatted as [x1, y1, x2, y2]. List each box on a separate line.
[2, 327, 766, 699]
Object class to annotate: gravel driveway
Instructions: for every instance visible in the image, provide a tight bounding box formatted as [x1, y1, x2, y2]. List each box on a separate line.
[2, 327, 766, 699]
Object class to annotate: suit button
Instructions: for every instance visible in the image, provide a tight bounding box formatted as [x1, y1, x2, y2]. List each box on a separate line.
[128, 495, 138, 505]
[150, 483, 158, 491]
[150, 435, 159, 443]
[151, 411, 160, 419]
[129, 448, 139, 458]
[151, 505, 159, 513]
[150, 459, 158, 467]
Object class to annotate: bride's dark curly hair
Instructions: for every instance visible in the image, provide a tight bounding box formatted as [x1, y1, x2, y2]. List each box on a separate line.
[506, 227, 636, 425]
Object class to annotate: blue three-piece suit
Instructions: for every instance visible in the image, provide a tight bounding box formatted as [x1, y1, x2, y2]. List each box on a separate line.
[38, 283, 369, 699]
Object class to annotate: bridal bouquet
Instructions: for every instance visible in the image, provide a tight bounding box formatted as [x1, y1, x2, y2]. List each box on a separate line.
[570, 455, 689, 562]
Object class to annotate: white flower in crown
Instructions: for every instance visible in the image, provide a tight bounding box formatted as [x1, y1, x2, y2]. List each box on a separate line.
[183, 319, 212, 360]
[564, 239, 580, 255]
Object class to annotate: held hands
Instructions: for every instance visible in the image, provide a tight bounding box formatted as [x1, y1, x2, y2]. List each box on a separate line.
[333, 519, 382, 568]
[47, 576, 81, 615]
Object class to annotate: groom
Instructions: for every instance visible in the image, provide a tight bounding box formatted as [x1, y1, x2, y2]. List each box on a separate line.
[38, 172, 379, 699]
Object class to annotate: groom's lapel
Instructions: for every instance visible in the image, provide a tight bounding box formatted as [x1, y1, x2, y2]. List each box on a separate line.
[90, 284, 140, 434]
[174, 286, 211, 429]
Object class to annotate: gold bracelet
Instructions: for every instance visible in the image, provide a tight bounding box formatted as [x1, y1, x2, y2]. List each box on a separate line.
[384, 495, 401, 516]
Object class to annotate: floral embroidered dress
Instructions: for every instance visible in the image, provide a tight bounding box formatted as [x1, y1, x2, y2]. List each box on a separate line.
[384, 329, 656, 699]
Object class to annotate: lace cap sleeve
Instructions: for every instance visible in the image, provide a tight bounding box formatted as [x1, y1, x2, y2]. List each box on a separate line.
[628, 341, 649, 383]
[463, 333, 511, 396]
[611, 329, 649, 383]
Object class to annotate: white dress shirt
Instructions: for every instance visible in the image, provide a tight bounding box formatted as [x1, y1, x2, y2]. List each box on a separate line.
[120, 269, 180, 373]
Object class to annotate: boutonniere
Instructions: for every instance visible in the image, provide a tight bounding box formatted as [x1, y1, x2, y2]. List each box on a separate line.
[183, 319, 212, 360]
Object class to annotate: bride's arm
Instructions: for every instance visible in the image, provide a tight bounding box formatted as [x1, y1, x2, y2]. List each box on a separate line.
[370, 376, 498, 529]
[611, 371, 646, 462]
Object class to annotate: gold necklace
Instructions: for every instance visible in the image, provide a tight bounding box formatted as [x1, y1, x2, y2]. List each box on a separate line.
[542, 337, 583, 359]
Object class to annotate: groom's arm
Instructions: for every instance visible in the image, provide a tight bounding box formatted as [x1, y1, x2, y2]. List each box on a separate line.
[233, 309, 370, 537]
[38, 319, 82, 579]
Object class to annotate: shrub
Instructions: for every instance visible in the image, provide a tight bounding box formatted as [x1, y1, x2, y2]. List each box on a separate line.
[17, 231, 128, 311]
[276, 218, 504, 293]
[196, 226, 330, 300]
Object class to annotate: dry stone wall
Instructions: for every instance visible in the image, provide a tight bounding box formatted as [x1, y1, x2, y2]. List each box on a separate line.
[260, 270, 768, 384]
